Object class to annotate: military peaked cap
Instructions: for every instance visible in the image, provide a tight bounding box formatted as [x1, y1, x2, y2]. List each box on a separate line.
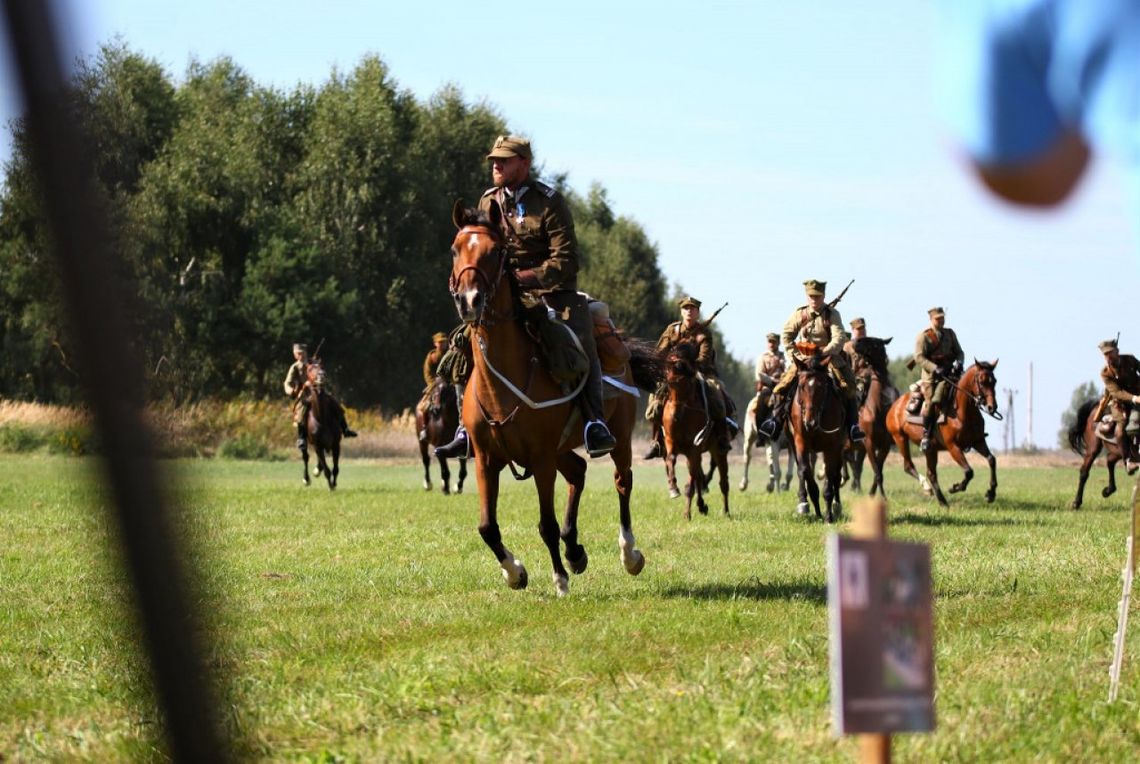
[293, 343, 307, 353]
[928, 306, 945, 317]
[803, 279, 826, 296]
[678, 296, 702, 310]
[487, 135, 533, 160]
[766, 332, 779, 342]
[850, 317, 866, 329]
[1099, 339, 1119, 353]
[432, 332, 448, 343]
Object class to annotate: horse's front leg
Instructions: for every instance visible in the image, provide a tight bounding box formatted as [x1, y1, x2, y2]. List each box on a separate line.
[1104, 449, 1119, 499]
[533, 461, 571, 596]
[420, 438, 432, 491]
[666, 450, 681, 500]
[795, 445, 815, 518]
[739, 431, 753, 491]
[456, 456, 467, 495]
[475, 453, 527, 590]
[924, 447, 949, 507]
[556, 450, 588, 575]
[690, 453, 709, 516]
[973, 439, 997, 503]
[824, 449, 842, 523]
[330, 443, 339, 490]
[717, 449, 731, 516]
[944, 441, 974, 495]
[438, 455, 451, 495]
[609, 429, 644, 575]
[300, 444, 310, 487]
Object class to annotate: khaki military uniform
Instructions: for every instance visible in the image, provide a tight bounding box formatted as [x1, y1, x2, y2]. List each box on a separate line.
[423, 347, 446, 387]
[477, 180, 597, 378]
[284, 360, 308, 424]
[755, 350, 785, 391]
[914, 327, 964, 408]
[772, 304, 857, 398]
[1102, 354, 1140, 423]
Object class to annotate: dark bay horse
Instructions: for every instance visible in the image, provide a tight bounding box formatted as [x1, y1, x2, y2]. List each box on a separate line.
[886, 360, 1000, 507]
[661, 342, 730, 520]
[416, 378, 467, 494]
[301, 360, 341, 490]
[846, 336, 898, 497]
[789, 346, 847, 522]
[1067, 397, 1123, 509]
[449, 200, 663, 596]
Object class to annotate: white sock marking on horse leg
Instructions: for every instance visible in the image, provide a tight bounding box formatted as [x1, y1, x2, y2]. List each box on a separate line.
[552, 571, 569, 597]
[499, 547, 526, 588]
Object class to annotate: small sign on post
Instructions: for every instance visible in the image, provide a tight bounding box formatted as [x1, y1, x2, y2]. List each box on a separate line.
[828, 499, 935, 760]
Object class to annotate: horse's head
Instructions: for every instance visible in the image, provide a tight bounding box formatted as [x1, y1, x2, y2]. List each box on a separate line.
[666, 342, 698, 385]
[968, 357, 1000, 416]
[305, 358, 326, 392]
[853, 336, 893, 376]
[793, 350, 832, 429]
[449, 199, 507, 325]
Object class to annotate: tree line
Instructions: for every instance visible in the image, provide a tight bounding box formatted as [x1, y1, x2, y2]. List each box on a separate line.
[0, 43, 755, 412]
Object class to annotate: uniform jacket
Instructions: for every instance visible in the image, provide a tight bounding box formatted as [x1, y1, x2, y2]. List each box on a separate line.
[1102, 354, 1140, 405]
[283, 360, 307, 398]
[478, 179, 578, 309]
[755, 350, 785, 387]
[657, 321, 717, 377]
[914, 327, 964, 384]
[423, 347, 446, 386]
[781, 305, 845, 362]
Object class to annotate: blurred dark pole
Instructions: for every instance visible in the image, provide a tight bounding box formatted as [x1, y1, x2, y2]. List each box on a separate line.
[1, 1, 229, 760]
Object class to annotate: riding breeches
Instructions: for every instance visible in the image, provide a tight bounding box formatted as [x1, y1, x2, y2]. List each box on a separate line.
[920, 379, 952, 407]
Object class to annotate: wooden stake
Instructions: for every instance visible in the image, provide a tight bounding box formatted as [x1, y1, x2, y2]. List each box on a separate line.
[1108, 476, 1139, 701]
[851, 497, 891, 764]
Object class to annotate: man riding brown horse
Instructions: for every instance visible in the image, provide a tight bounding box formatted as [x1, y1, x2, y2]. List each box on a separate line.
[909, 307, 965, 452]
[435, 135, 616, 459]
[283, 342, 356, 451]
[417, 331, 450, 440]
[759, 279, 864, 443]
[644, 296, 737, 459]
[1098, 338, 1140, 473]
[845, 317, 870, 404]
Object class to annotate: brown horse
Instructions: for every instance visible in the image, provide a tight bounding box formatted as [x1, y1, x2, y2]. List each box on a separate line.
[1067, 398, 1124, 509]
[301, 359, 341, 490]
[789, 345, 847, 522]
[661, 342, 730, 520]
[886, 360, 1000, 507]
[846, 336, 898, 497]
[415, 378, 467, 494]
[448, 200, 662, 596]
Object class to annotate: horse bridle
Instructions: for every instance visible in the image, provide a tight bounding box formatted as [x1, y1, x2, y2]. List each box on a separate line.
[449, 225, 510, 326]
[939, 368, 1003, 420]
[796, 367, 840, 434]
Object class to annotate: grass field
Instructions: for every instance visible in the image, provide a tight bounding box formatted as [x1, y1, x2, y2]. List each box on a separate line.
[2, 452, 1138, 761]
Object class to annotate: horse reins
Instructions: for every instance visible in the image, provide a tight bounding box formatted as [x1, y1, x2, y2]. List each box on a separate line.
[937, 369, 1004, 421]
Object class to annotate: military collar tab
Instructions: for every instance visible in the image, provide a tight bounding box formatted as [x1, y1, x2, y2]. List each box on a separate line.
[533, 180, 556, 198]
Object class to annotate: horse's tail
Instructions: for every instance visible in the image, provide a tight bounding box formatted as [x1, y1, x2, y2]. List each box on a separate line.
[1068, 399, 1097, 456]
[626, 338, 667, 391]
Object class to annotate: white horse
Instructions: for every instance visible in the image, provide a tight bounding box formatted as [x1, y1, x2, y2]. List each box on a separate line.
[739, 392, 796, 493]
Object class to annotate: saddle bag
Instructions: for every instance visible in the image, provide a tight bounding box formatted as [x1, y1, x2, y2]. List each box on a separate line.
[536, 315, 589, 384]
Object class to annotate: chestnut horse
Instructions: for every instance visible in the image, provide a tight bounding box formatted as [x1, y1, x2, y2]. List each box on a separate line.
[415, 378, 467, 494]
[846, 336, 898, 497]
[789, 346, 847, 522]
[886, 360, 1000, 507]
[448, 200, 662, 596]
[301, 359, 341, 490]
[1067, 397, 1124, 509]
[661, 342, 730, 520]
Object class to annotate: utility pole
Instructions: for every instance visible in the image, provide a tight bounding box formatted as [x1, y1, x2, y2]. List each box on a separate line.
[1025, 362, 1034, 450]
[1002, 388, 1018, 453]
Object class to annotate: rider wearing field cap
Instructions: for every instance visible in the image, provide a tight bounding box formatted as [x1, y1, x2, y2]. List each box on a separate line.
[759, 279, 864, 443]
[845, 317, 869, 403]
[284, 342, 357, 451]
[435, 134, 616, 459]
[1099, 338, 1140, 472]
[914, 307, 964, 452]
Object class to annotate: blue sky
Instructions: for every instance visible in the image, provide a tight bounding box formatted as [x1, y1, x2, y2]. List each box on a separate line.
[2, 0, 1137, 450]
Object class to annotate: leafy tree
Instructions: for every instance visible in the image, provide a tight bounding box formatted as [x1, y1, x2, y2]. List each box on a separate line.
[1058, 380, 1101, 448]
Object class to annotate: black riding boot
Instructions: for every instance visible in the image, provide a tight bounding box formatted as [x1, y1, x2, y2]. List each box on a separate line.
[1119, 423, 1139, 475]
[434, 425, 469, 458]
[296, 422, 306, 451]
[920, 408, 938, 452]
[644, 423, 663, 460]
[341, 412, 357, 438]
[582, 355, 616, 458]
[846, 397, 865, 442]
[759, 393, 788, 439]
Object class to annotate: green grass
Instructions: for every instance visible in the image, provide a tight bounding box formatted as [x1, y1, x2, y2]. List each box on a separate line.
[1, 455, 1138, 761]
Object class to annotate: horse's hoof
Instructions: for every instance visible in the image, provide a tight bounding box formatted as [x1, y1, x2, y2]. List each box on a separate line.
[985, 491, 995, 503]
[738, 480, 748, 492]
[684, 511, 692, 521]
[796, 502, 810, 516]
[1102, 487, 1115, 498]
[766, 481, 775, 494]
[502, 564, 528, 590]
[566, 548, 589, 575]
[423, 480, 431, 491]
[552, 572, 569, 597]
[455, 486, 464, 495]
[698, 503, 709, 516]
[622, 549, 645, 575]
[1071, 500, 1082, 510]
[442, 484, 450, 495]
[302, 479, 310, 487]
[669, 488, 681, 500]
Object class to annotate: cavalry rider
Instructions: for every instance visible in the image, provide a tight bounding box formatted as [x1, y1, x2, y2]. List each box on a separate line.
[283, 343, 357, 451]
[644, 296, 737, 458]
[754, 331, 786, 421]
[1099, 338, 1140, 472]
[913, 307, 965, 452]
[759, 279, 865, 443]
[434, 135, 616, 459]
[417, 332, 450, 441]
[844, 317, 870, 403]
